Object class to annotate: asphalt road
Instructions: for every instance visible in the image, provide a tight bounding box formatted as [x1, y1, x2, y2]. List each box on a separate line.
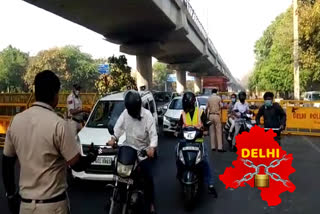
[0, 133, 319, 214]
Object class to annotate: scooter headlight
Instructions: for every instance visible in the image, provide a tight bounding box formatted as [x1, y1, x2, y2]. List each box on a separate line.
[195, 151, 202, 164]
[179, 150, 185, 165]
[117, 162, 133, 178]
[183, 131, 196, 140]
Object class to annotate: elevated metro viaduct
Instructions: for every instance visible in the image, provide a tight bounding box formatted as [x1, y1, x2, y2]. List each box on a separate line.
[23, 0, 243, 93]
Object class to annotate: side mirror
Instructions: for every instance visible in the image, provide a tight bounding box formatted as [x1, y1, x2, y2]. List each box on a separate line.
[163, 105, 168, 110]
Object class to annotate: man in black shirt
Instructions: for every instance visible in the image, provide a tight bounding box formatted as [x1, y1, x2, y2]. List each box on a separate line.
[256, 92, 286, 144]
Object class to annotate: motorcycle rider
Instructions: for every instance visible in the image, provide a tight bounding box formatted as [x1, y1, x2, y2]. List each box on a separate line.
[232, 91, 250, 150]
[225, 93, 237, 141]
[256, 92, 286, 144]
[175, 92, 218, 197]
[107, 90, 158, 214]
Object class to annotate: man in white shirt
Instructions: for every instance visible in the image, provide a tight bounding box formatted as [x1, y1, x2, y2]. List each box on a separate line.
[232, 91, 250, 150]
[107, 90, 158, 214]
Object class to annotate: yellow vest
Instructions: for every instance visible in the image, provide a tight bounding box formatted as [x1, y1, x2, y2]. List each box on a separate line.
[181, 107, 204, 143]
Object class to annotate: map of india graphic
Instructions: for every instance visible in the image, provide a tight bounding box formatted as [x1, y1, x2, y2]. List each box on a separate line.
[219, 126, 296, 206]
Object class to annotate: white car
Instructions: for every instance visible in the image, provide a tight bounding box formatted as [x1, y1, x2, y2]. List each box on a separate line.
[162, 97, 199, 133]
[72, 91, 158, 181]
[196, 96, 209, 110]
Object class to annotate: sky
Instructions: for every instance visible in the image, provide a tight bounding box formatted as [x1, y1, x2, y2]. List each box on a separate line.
[0, 0, 292, 80]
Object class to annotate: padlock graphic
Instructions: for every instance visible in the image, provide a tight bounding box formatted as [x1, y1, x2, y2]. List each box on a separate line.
[254, 174, 269, 188]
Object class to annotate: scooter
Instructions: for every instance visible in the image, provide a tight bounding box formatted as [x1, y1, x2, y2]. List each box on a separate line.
[232, 111, 255, 152]
[175, 126, 206, 209]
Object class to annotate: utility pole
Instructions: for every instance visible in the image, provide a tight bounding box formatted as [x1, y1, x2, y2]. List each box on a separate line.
[293, 0, 300, 100]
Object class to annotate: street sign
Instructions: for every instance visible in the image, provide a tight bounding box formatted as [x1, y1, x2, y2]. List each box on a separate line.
[167, 74, 177, 82]
[98, 64, 109, 74]
[167, 73, 195, 82]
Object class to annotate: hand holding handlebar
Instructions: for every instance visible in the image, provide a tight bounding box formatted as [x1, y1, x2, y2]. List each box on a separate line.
[87, 143, 98, 162]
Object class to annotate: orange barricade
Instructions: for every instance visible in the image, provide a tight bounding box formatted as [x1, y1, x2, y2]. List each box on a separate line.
[280, 100, 320, 136]
[0, 93, 99, 146]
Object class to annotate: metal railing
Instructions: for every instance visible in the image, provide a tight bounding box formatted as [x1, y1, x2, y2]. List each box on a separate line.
[180, 0, 235, 81]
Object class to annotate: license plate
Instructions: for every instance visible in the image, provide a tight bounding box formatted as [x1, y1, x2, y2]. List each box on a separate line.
[182, 146, 199, 151]
[116, 176, 133, 185]
[92, 156, 113, 166]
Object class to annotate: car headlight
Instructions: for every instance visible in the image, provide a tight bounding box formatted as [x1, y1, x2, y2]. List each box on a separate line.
[117, 162, 133, 177]
[179, 150, 185, 165]
[164, 116, 169, 122]
[195, 151, 202, 164]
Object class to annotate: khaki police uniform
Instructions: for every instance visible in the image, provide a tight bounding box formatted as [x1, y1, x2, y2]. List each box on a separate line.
[207, 93, 223, 150]
[3, 102, 80, 214]
[67, 92, 83, 136]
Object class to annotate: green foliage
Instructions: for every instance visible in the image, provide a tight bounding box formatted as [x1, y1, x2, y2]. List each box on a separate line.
[249, 1, 320, 94]
[95, 55, 136, 94]
[0, 46, 29, 92]
[152, 62, 173, 90]
[24, 46, 100, 92]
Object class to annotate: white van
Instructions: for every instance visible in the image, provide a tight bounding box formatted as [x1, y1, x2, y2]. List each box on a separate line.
[303, 91, 320, 107]
[72, 91, 158, 181]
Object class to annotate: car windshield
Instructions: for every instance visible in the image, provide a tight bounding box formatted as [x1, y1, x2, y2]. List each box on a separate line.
[169, 98, 183, 110]
[153, 92, 171, 103]
[197, 97, 208, 106]
[86, 101, 125, 128]
[311, 94, 320, 101]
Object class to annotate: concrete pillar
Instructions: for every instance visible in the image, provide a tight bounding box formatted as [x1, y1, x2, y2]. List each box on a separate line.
[194, 77, 202, 93]
[176, 70, 186, 93]
[136, 55, 152, 91]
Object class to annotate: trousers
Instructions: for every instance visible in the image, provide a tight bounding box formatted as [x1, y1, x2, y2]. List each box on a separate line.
[209, 114, 223, 150]
[20, 200, 69, 214]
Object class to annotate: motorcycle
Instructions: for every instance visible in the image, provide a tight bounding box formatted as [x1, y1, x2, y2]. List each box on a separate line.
[106, 127, 150, 214]
[175, 126, 207, 209]
[106, 145, 149, 214]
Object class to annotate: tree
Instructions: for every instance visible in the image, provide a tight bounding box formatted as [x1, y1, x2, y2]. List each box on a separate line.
[152, 62, 174, 91]
[0, 45, 29, 92]
[95, 55, 137, 94]
[24, 46, 100, 92]
[249, 0, 320, 95]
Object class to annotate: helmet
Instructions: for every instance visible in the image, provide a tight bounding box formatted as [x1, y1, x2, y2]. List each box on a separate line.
[238, 91, 247, 102]
[124, 90, 142, 120]
[182, 92, 196, 113]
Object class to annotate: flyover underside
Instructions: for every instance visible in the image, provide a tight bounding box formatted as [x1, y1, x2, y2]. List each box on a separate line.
[24, 0, 226, 76]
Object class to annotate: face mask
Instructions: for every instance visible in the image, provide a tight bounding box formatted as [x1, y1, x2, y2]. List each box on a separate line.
[265, 100, 273, 107]
[231, 98, 236, 103]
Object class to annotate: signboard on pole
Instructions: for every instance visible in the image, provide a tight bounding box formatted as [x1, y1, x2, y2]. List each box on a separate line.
[98, 64, 110, 74]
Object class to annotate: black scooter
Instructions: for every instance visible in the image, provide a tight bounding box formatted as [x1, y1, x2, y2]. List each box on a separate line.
[175, 126, 208, 208]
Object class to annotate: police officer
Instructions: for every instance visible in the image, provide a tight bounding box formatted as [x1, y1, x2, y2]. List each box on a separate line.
[2, 70, 98, 214]
[206, 88, 225, 152]
[67, 84, 87, 135]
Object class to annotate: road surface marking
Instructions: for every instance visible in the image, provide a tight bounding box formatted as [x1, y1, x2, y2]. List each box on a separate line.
[303, 136, 320, 153]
